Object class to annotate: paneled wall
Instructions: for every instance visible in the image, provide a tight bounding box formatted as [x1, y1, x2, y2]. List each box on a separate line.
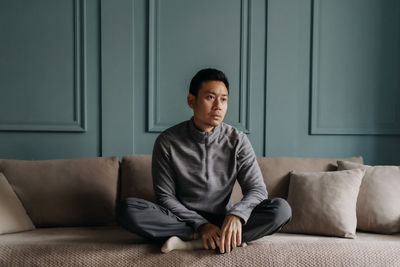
[264, 0, 400, 164]
[1, 0, 399, 164]
[0, 0, 100, 159]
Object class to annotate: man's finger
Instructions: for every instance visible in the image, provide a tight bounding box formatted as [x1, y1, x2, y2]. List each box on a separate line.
[220, 233, 225, 253]
[213, 235, 220, 250]
[237, 228, 242, 246]
[232, 231, 237, 249]
[209, 237, 216, 250]
[226, 231, 231, 253]
[202, 237, 209, 250]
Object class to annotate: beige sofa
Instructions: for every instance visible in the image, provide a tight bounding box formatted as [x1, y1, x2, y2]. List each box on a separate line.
[0, 155, 399, 266]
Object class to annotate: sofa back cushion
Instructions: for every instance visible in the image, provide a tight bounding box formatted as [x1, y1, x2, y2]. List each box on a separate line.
[0, 157, 119, 227]
[121, 155, 155, 202]
[338, 160, 400, 234]
[121, 155, 363, 204]
[255, 156, 363, 200]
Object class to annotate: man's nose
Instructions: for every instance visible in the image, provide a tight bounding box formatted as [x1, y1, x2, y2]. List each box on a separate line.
[213, 99, 223, 110]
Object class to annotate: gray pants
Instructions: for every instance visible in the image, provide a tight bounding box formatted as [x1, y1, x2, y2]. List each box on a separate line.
[116, 197, 291, 243]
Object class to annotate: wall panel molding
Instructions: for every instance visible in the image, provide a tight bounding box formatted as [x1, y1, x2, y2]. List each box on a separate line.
[100, 0, 134, 156]
[147, 0, 251, 133]
[0, 0, 86, 132]
[310, 0, 400, 135]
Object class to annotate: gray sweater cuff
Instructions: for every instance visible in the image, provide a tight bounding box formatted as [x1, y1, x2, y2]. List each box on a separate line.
[226, 211, 248, 225]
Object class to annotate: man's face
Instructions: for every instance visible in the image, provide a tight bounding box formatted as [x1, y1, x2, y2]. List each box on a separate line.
[187, 80, 228, 132]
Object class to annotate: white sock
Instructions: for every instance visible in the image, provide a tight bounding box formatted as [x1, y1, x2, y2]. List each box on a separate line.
[161, 235, 248, 253]
[161, 236, 203, 253]
[240, 242, 248, 248]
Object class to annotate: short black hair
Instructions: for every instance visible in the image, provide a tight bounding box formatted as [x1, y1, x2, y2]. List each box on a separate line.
[189, 68, 229, 97]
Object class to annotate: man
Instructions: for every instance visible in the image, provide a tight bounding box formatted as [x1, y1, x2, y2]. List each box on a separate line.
[117, 68, 291, 254]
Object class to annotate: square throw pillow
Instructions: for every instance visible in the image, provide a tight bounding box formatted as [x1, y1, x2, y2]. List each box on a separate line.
[0, 172, 35, 234]
[337, 160, 400, 234]
[283, 169, 365, 238]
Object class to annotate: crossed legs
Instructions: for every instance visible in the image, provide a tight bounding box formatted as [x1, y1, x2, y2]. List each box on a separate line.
[116, 197, 291, 252]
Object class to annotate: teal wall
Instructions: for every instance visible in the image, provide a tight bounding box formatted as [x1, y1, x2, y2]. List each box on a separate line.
[1, 0, 399, 165]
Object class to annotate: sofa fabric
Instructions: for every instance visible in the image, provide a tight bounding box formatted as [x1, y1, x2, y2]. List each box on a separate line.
[121, 155, 363, 204]
[284, 169, 365, 238]
[0, 173, 35, 234]
[0, 157, 119, 227]
[255, 156, 363, 200]
[337, 160, 400, 234]
[0, 226, 399, 266]
[121, 155, 156, 203]
[1, 155, 399, 266]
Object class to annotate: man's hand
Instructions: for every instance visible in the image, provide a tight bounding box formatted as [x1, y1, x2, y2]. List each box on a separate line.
[198, 223, 221, 250]
[219, 214, 242, 253]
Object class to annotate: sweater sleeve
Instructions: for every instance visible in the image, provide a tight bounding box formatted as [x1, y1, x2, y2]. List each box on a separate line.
[227, 134, 268, 225]
[152, 135, 209, 232]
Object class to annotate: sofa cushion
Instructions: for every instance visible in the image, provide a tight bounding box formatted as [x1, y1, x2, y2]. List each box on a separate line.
[121, 155, 156, 202]
[121, 155, 363, 204]
[338, 160, 400, 234]
[0, 157, 119, 227]
[0, 227, 399, 266]
[256, 156, 363, 200]
[0, 173, 35, 234]
[283, 169, 365, 238]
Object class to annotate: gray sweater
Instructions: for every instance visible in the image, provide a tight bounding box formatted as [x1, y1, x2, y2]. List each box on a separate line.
[152, 117, 268, 232]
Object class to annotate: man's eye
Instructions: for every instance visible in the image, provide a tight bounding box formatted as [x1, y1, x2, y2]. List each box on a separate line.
[207, 95, 214, 99]
[222, 98, 227, 102]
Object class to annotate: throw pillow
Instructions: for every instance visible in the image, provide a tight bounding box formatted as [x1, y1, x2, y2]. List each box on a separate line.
[337, 160, 400, 234]
[283, 169, 365, 238]
[0, 172, 35, 234]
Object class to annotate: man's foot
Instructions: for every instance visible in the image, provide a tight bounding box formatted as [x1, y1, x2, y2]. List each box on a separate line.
[161, 236, 185, 253]
[161, 236, 203, 253]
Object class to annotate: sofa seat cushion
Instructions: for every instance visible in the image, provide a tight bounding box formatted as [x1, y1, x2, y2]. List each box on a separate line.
[0, 227, 399, 266]
[0, 157, 119, 227]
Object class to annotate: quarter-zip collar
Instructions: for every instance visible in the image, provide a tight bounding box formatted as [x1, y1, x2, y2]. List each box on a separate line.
[188, 116, 222, 144]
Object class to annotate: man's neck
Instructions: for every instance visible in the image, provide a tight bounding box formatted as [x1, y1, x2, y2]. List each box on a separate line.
[192, 118, 214, 132]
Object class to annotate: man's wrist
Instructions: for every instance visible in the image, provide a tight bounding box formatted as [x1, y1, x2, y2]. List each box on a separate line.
[227, 214, 244, 224]
[197, 223, 209, 232]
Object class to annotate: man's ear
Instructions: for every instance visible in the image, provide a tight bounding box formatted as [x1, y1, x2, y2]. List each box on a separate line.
[187, 93, 195, 109]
